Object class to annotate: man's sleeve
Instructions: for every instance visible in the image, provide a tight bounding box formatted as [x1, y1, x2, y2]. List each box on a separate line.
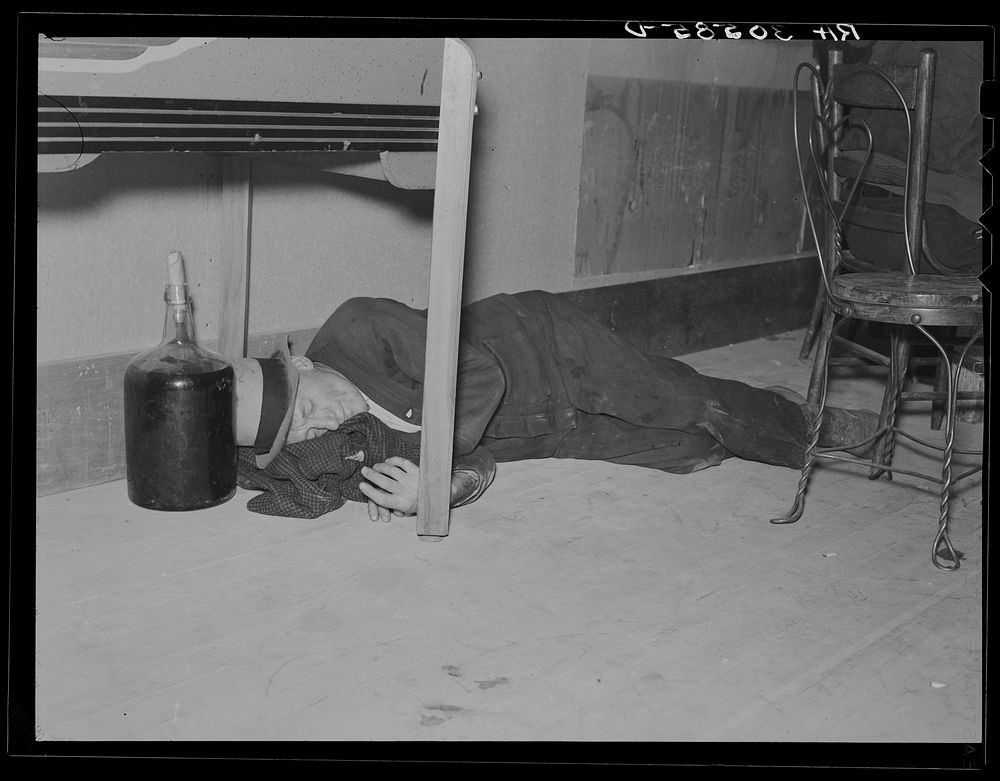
[371, 299, 505, 457]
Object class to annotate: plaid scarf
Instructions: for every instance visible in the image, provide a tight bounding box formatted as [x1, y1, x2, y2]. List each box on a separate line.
[236, 413, 421, 518]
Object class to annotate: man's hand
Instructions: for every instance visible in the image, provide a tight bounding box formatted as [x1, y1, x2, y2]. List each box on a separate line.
[359, 457, 419, 521]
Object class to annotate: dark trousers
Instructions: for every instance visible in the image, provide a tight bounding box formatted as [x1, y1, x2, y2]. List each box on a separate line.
[482, 293, 811, 474]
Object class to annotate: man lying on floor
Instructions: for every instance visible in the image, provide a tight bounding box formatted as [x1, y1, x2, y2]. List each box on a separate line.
[232, 290, 879, 521]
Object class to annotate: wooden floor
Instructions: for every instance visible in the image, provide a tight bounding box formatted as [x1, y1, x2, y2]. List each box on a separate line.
[33, 330, 984, 756]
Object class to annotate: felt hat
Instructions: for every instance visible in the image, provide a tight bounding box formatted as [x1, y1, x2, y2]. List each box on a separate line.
[233, 338, 300, 468]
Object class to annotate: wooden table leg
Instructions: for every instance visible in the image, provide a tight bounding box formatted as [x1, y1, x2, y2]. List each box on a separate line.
[416, 38, 479, 539]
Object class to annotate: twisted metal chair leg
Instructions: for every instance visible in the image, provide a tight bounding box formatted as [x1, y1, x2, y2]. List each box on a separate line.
[869, 328, 911, 481]
[915, 324, 983, 571]
[771, 318, 844, 524]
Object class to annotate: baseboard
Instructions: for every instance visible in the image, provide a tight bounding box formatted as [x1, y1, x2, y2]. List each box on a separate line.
[35, 256, 820, 496]
[563, 255, 820, 356]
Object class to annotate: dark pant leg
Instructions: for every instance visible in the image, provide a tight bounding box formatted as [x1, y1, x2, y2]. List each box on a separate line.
[553, 412, 732, 473]
[538, 293, 810, 468]
[483, 412, 731, 473]
[646, 355, 810, 469]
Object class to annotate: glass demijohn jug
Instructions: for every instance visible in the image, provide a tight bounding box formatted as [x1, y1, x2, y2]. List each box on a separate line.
[123, 251, 237, 510]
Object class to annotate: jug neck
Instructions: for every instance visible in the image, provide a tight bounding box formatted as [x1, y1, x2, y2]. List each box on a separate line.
[162, 284, 195, 346]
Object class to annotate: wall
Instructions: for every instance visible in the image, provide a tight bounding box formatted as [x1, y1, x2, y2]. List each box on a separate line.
[461, 38, 591, 299]
[37, 37, 812, 364]
[36, 38, 593, 364]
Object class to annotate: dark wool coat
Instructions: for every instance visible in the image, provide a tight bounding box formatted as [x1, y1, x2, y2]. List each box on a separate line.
[306, 291, 810, 473]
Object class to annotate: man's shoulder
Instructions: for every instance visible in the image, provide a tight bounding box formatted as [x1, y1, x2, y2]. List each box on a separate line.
[310, 298, 390, 355]
[329, 296, 424, 322]
[326, 292, 560, 330]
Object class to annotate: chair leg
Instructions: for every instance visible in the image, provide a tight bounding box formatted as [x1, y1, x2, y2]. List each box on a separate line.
[805, 304, 838, 407]
[868, 327, 911, 481]
[799, 283, 827, 360]
[930, 355, 948, 430]
[912, 323, 983, 570]
[931, 373, 962, 570]
[772, 316, 847, 524]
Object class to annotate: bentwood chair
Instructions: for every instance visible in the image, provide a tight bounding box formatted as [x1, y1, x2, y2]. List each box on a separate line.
[775, 48, 985, 570]
[796, 49, 979, 370]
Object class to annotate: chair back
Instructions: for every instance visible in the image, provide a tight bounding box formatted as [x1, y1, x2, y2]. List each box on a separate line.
[829, 61, 926, 110]
[829, 49, 936, 275]
[794, 47, 937, 296]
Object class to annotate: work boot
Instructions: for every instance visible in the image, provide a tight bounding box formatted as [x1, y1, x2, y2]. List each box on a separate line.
[816, 407, 881, 454]
[450, 446, 497, 508]
[767, 386, 880, 455]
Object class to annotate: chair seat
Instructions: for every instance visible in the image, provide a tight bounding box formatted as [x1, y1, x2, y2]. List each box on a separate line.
[832, 273, 983, 326]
